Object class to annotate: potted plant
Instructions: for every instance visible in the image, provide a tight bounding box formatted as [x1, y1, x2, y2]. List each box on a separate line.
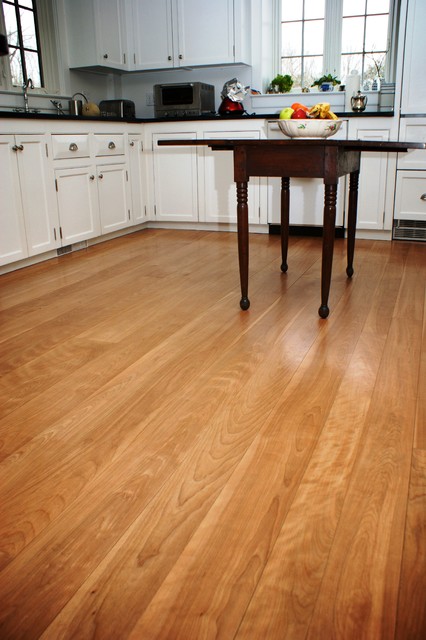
[269, 74, 294, 93]
[311, 74, 340, 91]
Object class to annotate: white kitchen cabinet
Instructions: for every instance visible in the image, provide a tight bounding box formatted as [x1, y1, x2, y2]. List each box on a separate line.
[400, 0, 426, 115]
[0, 136, 28, 265]
[199, 130, 263, 224]
[128, 134, 148, 224]
[151, 131, 199, 222]
[97, 163, 132, 234]
[347, 122, 394, 231]
[397, 119, 426, 170]
[130, 0, 250, 70]
[266, 120, 347, 227]
[55, 163, 131, 241]
[55, 166, 101, 244]
[394, 171, 426, 222]
[0, 134, 59, 266]
[64, 0, 129, 71]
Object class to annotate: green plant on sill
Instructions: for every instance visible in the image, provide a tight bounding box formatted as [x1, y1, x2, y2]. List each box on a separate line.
[311, 74, 340, 87]
[270, 74, 293, 93]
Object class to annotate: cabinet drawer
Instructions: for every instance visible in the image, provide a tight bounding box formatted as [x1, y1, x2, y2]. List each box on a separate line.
[93, 134, 125, 156]
[394, 171, 426, 221]
[52, 134, 90, 160]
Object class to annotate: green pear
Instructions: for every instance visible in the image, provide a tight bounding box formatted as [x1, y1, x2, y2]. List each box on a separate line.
[279, 107, 294, 120]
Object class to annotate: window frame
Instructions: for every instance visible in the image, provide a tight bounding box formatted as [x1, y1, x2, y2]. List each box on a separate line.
[276, 0, 398, 89]
[0, 0, 60, 94]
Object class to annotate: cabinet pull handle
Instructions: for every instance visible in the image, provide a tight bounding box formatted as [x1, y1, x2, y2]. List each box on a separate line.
[168, 55, 172, 61]
[12, 144, 24, 151]
[129, 141, 135, 147]
[98, 173, 103, 179]
[179, 54, 183, 59]
[69, 143, 78, 151]
[421, 193, 426, 202]
[103, 53, 108, 59]
[108, 141, 116, 149]
[89, 175, 95, 181]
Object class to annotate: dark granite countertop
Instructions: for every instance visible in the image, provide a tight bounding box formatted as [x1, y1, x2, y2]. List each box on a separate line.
[0, 110, 395, 123]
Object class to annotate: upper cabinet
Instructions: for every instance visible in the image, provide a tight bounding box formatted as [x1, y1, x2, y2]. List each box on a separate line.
[400, 0, 426, 114]
[64, 0, 251, 72]
[65, 0, 130, 71]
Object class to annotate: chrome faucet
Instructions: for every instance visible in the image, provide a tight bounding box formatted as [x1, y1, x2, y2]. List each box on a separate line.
[23, 78, 34, 112]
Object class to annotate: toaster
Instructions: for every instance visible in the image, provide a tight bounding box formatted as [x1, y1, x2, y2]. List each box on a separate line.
[99, 99, 136, 119]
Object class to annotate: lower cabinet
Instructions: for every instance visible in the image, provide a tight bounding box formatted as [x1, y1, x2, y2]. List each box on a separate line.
[55, 163, 131, 243]
[128, 134, 148, 224]
[0, 134, 59, 266]
[198, 130, 263, 224]
[96, 163, 132, 234]
[347, 121, 395, 231]
[151, 131, 199, 221]
[266, 120, 347, 227]
[55, 166, 101, 244]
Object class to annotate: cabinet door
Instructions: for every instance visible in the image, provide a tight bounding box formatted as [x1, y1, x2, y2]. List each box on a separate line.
[401, 0, 426, 114]
[0, 136, 28, 265]
[97, 163, 132, 234]
[351, 128, 390, 230]
[94, 0, 127, 68]
[200, 130, 261, 224]
[16, 135, 59, 256]
[128, 135, 148, 224]
[175, 0, 234, 66]
[65, 0, 128, 70]
[152, 132, 198, 221]
[55, 167, 101, 244]
[131, 0, 174, 69]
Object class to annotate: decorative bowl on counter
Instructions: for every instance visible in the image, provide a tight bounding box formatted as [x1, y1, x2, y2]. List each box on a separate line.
[277, 119, 342, 139]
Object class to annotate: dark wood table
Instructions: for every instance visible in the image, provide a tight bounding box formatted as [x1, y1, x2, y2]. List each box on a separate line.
[158, 138, 425, 318]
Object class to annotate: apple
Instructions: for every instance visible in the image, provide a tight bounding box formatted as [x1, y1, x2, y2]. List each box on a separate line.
[291, 108, 308, 119]
[279, 107, 294, 120]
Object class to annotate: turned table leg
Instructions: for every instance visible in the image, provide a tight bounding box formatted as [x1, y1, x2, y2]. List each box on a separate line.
[280, 177, 290, 272]
[236, 181, 250, 310]
[319, 183, 338, 319]
[346, 169, 360, 278]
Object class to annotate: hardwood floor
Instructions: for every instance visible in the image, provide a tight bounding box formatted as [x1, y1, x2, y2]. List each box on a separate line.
[0, 229, 424, 639]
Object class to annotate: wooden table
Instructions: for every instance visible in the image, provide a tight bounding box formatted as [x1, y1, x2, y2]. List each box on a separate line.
[158, 138, 426, 318]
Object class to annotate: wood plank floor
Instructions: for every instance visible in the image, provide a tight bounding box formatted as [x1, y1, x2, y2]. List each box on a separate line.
[0, 229, 425, 639]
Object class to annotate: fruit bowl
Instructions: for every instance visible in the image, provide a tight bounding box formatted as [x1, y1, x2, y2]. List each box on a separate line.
[277, 119, 342, 139]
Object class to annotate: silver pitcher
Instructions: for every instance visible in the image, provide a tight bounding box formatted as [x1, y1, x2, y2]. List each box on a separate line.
[351, 90, 368, 112]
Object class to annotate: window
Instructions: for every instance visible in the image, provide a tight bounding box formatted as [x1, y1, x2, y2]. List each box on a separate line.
[2, 0, 43, 87]
[280, 0, 394, 90]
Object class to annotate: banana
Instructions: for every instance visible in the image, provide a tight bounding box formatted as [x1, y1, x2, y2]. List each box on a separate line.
[308, 102, 338, 120]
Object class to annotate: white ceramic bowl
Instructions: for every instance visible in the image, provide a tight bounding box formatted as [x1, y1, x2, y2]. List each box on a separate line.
[277, 118, 342, 139]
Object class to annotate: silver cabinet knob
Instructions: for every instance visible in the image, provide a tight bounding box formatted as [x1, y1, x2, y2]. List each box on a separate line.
[108, 141, 116, 149]
[69, 143, 78, 151]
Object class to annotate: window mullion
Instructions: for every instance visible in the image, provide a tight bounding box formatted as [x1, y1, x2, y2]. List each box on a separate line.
[323, 0, 343, 77]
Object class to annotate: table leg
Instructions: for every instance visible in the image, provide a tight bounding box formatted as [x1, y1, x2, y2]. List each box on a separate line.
[280, 177, 290, 272]
[319, 183, 338, 319]
[236, 181, 250, 310]
[346, 169, 359, 278]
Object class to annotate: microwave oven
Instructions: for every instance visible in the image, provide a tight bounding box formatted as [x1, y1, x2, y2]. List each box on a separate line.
[154, 82, 215, 117]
